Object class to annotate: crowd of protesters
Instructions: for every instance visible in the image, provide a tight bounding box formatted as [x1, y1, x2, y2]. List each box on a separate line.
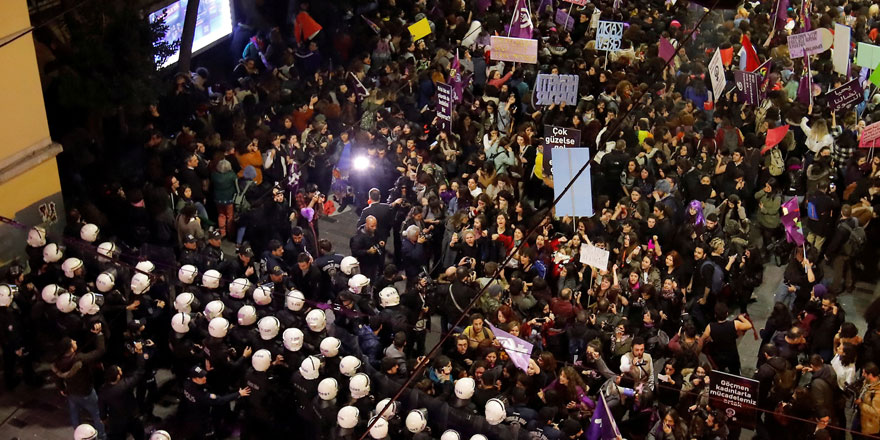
[7, 0, 880, 438]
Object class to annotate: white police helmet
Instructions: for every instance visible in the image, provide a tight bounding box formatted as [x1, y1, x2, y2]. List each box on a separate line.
[149, 430, 171, 440]
[78, 292, 101, 315]
[74, 423, 98, 440]
[203, 300, 225, 320]
[485, 398, 506, 425]
[0, 285, 16, 307]
[454, 377, 476, 400]
[349, 373, 371, 399]
[378, 286, 400, 308]
[305, 309, 326, 332]
[375, 398, 398, 419]
[317, 377, 338, 400]
[369, 416, 389, 439]
[41, 284, 64, 304]
[96, 241, 117, 259]
[320, 336, 341, 357]
[95, 271, 115, 293]
[340, 256, 360, 275]
[172, 293, 192, 313]
[348, 274, 369, 294]
[285, 289, 305, 311]
[252, 285, 272, 305]
[56, 293, 78, 313]
[237, 305, 257, 326]
[337, 405, 359, 429]
[61, 258, 84, 278]
[251, 349, 272, 372]
[207, 317, 230, 338]
[283, 327, 304, 352]
[178, 265, 198, 285]
[135, 260, 155, 274]
[80, 223, 100, 243]
[339, 355, 362, 377]
[201, 269, 221, 289]
[43, 243, 64, 263]
[171, 312, 192, 334]
[229, 278, 251, 299]
[405, 408, 428, 433]
[257, 316, 280, 340]
[471, 436, 488, 440]
[27, 226, 46, 248]
[299, 355, 321, 380]
[130, 272, 151, 295]
[441, 430, 461, 440]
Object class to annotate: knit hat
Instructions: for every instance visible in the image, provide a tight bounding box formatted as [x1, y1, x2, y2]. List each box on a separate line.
[813, 284, 827, 298]
[243, 165, 257, 180]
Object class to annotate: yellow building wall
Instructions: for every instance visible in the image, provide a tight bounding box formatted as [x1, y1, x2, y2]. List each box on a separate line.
[0, 0, 63, 261]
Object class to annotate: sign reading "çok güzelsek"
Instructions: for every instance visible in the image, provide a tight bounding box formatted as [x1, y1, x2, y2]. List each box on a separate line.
[543, 125, 581, 176]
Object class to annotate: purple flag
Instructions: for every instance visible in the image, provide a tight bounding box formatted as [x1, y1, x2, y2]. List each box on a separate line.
[487, 323, 533, 372]
[772, 0, 789, 30]
[781, 198, 806, 246]
[659, 37, 676, 62]
[449, 50, 464, 103]
[537, 0, 553, 15]
[508, 0, 534, 39]
[796, 58, 812, 106]
[586, 394, 621, 440]
[361, 15, 380, 34]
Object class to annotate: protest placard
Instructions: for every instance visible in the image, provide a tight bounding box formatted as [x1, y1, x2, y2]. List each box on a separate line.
[555, 9, 574, 31]
[708, 371, 760, 429]
[659, 37, 676, 62]
[787, 29, 830, 58]
[534, 74, 579, 106]
[590, 8, 601, 31]
[734, 70, 761, 104]
[565, 0, 588, 5]
[408, 18, 432, 41]
[825, 79, 863, 113]
[553, 148, 593, 217]
[543, 125, 581, 175]
[435, 82, 453, 131]
[579, 243, 610, 269]
[596, 21, 624, 51]
[708, 48, 726, 102]
[860, 121, 880, 149]
[833, 23, 851, 75]
[856, 42, 880, 68]
[490, 36, 538, 63]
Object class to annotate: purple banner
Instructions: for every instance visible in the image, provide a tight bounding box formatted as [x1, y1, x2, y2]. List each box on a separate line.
[487, 323, 533, 372]
[555, 9, 574, 31]
[734, 70, 761, 104]
[435, 82, 453, 132]
[826, 79, 863, 113]
[708, 370, 760, 429]
[586, 394, 621, 440]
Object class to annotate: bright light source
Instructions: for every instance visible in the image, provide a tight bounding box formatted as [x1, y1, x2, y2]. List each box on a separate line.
[353, 156, 371, 171]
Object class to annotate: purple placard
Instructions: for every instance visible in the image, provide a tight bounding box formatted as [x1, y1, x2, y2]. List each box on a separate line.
[708, 370, 760, 429]
[734, 70, 761, 104]
[435, 82, 453, 132]
[555, 9, 574, 31]
[543, 125, 581, 176]
[826, 79, 863, 113]
[787, 30, 824, 58]
[659, 37, 675, 62]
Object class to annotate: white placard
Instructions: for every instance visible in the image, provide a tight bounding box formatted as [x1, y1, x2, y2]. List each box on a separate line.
[534, 74, 579, 105]
[596, 21, 624, 52]
[832, 23, 851, 76]
[708, 48, 726, 103]
[579, 243, 610, 270]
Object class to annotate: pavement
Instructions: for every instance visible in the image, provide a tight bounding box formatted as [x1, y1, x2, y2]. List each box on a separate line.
[0, 207, 875, 439]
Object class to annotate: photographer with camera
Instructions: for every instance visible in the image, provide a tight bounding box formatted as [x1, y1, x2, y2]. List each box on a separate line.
[401, 225, 429, 283]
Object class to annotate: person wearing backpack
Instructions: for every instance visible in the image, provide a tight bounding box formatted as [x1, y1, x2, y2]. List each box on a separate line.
[754, 179, 782, 254]
[755, 344, 797, 408]
[826, 204, 861, 294]
[211, 159, 238, 239]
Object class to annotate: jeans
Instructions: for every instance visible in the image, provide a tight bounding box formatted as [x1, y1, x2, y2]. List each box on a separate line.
[67, 389, 105, 439]
[774, 283, 796, 310]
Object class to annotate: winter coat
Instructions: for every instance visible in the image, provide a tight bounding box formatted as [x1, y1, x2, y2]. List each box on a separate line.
[859, 380, 880, 434]
[754, 190, 781, 229]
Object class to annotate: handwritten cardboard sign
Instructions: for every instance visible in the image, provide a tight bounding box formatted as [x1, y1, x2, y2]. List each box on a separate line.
[860, 121, 880, 149]
[788, 29, 827, 58]
[534, 74, 579, 106]
[596, 21, 624, 51]
[825, 79, 863, 113]
[435, 82, 453, 131]
[490, 36, 538, 63]
[579, 243, 609, 269]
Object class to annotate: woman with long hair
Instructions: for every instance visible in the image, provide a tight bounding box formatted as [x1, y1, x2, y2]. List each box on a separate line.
[800, 116, 834, 155]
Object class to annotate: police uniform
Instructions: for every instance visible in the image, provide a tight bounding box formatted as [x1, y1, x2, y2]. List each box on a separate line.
[178, 366, 241, 437]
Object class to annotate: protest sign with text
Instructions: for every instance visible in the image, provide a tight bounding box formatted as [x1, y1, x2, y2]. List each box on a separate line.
[435, 82, 453, 131]
[596, 21, 624, 51]
[534, 74, 579, 106]
[543, 125, 581, 175]
[825, 79, 863, 113]
[490, 36, 538, 63]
